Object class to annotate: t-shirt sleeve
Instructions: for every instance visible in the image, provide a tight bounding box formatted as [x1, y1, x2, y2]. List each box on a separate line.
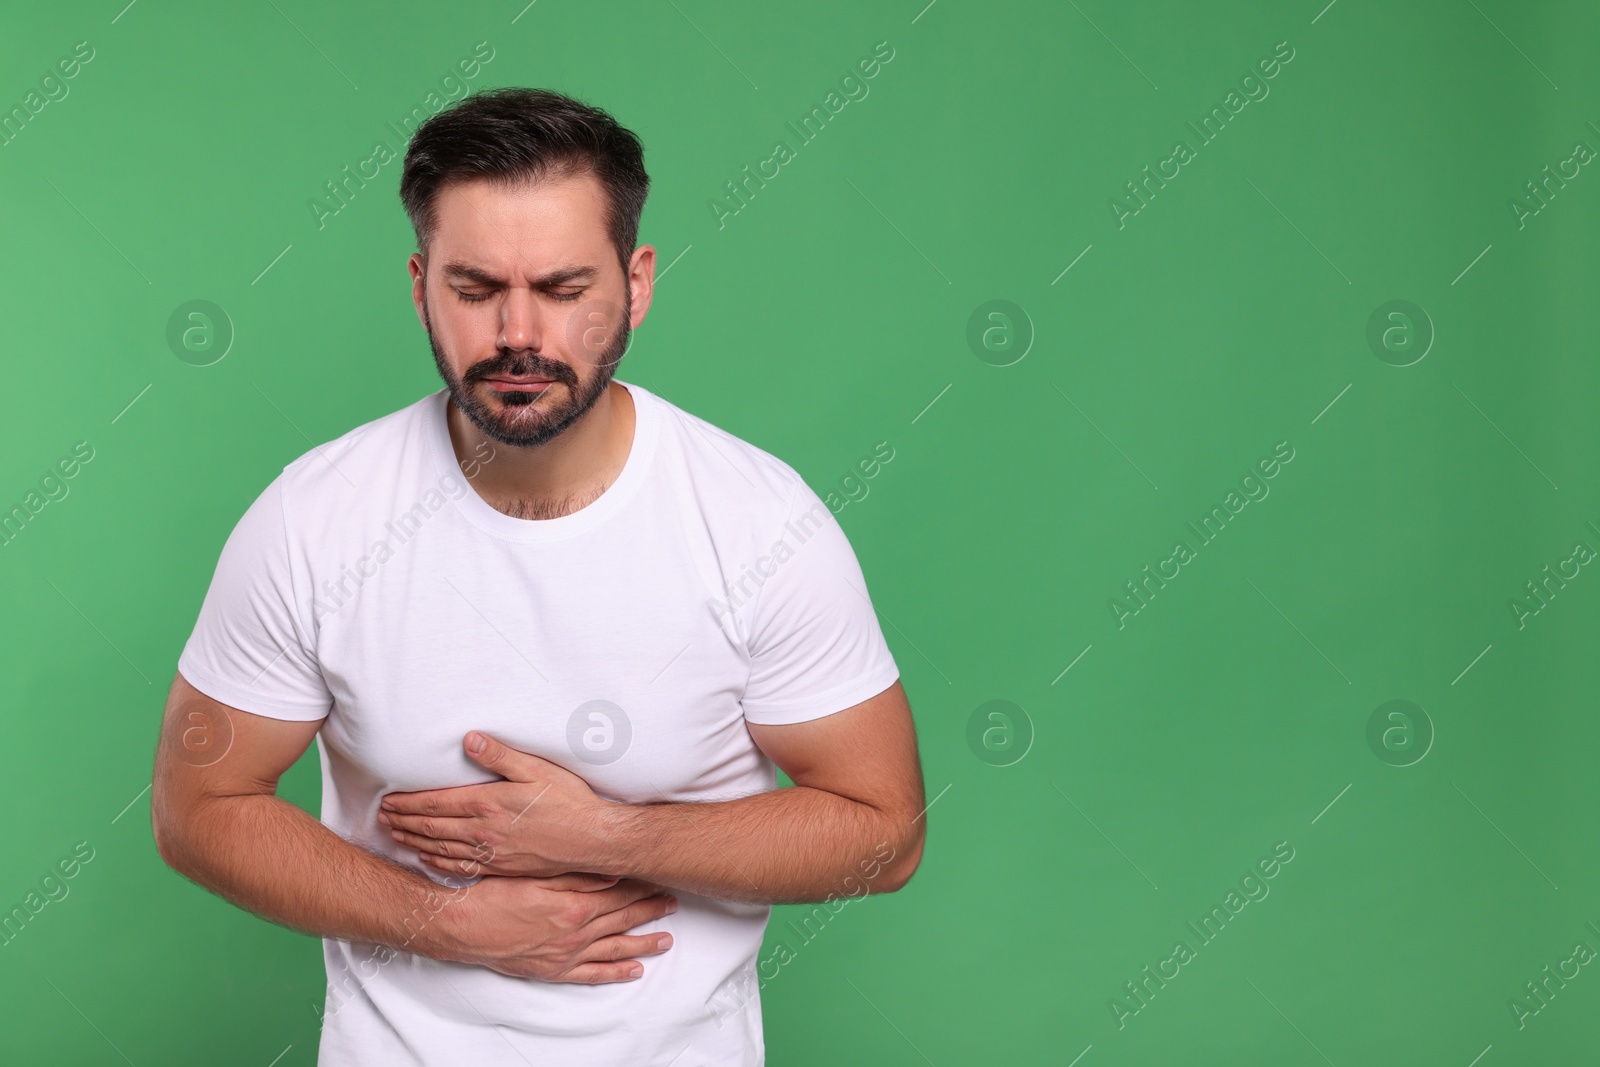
[739, 479, 901, 726]
[177, 473, 332, 721]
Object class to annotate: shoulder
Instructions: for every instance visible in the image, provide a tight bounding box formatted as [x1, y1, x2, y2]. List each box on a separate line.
[273, 390, 442, 506]
[631, 381, 814, 520]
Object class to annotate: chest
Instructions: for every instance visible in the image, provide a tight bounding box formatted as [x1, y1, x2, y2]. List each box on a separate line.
[307, 522, 759, 802]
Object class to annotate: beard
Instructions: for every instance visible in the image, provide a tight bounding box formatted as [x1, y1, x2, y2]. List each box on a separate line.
[424, 288, 631, 448]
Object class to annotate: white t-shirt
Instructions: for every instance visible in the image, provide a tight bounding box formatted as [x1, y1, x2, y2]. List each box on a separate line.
[177, 380, 900, 1066]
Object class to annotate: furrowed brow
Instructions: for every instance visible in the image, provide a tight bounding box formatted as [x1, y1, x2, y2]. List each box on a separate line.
[440, 262, 599, 288]
[440, 263, 503, 287]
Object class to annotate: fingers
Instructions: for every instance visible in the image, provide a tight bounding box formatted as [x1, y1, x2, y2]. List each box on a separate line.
[555, 933, 675, 985]
[384, 817, 480, 852]
[585, 879, 676, 920]
[522, 872, 621, 892]
[586, 892, 678, 941]
[555, 961, 646, 984]
[590, 931, 675, 963]
[380, 787, 486, 819]
[571, 874, 625, 892]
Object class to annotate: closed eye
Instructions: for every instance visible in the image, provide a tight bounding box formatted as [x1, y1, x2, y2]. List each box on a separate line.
[454, 289, 585, 303]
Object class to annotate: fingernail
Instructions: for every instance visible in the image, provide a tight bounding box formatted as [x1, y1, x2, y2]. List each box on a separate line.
[628, 964, 643, 979]
[657, 933, 673, 950]
[377, 811, 390, 826]
[665, 897, 678, 914]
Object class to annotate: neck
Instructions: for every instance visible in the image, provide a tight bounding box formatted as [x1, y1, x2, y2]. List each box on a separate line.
[445, 380, 635, 520]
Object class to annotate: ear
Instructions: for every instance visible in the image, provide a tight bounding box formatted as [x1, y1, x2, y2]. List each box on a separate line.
[409, 252, 429, 331]
[627, 243, 656, 328]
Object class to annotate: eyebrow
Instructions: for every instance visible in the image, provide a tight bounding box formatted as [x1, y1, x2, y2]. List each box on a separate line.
[440, 262, 599, 288]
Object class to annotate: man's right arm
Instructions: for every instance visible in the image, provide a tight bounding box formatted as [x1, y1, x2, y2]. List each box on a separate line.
[151, 672, 676, 983]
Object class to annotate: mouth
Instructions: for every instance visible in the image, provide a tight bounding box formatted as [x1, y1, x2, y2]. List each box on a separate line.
[483, 377, 558, 393]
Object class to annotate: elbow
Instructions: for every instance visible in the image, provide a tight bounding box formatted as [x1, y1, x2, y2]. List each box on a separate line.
[152, 818, 182, 870]
[151, 804, 180, 870]
[875, 814, 926, 894]
[149, 780, 193, 872]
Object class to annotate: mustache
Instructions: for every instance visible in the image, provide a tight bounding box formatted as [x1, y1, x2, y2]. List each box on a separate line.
[462, 352, 578, 387]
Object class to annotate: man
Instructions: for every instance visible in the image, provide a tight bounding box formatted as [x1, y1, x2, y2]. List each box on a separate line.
[151, 87, 926, 1066]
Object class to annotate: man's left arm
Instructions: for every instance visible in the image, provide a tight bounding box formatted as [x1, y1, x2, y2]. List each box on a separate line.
[382, 680, 925, 905]
[600, 678, 925, 903]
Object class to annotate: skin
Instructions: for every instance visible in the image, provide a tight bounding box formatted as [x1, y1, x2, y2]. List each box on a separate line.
[152, 675, 678, 984]
[408, 169, 652, 517]
[153, 169, 926, 990]
[379, 678, 926, 905]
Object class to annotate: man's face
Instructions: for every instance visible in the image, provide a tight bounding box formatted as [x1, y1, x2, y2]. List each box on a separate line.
[410, 170, 646, 448]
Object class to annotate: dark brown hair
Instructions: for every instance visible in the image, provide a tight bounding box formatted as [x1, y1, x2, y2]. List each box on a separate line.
[399, 87, 649, 272]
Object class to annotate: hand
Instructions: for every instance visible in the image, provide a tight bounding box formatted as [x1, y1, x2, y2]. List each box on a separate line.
[379, 731, 616, 879]
[431, 872, 678, 983]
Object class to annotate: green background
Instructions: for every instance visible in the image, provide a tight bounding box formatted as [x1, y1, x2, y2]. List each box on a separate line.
[2, 0, 1596, 1063]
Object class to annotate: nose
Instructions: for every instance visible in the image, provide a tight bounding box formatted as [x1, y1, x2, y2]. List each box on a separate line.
[499, 285, 545, 353]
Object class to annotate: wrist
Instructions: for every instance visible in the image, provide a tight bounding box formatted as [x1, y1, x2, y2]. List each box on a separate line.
[396, 873, 478, 963]
[589, 800, 646, 879]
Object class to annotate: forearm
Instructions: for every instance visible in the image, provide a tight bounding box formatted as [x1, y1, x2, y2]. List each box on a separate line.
[156, 793, 470, 959]
[592, 785, 921, 905]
